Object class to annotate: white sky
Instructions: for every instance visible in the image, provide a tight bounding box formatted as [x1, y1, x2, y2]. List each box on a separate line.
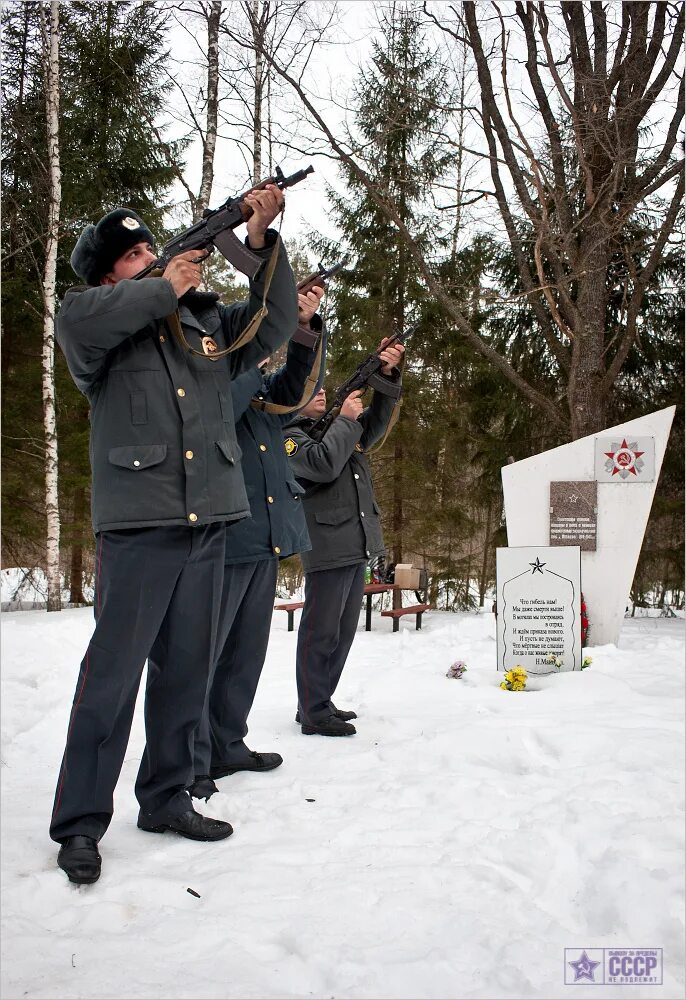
[165, 1, 383, 250]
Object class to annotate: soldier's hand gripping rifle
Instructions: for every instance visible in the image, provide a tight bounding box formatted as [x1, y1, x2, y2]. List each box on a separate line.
[308, 324, 416, 442]
[292, 260, 344, 349]
[133, 164, 314, 281]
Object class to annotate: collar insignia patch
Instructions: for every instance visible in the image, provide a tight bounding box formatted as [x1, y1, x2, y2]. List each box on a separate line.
[284, 437, 298, 456]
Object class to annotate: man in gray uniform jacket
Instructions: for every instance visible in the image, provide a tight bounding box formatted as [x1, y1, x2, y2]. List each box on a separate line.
[283, 338, 404, 736]
[51, 188, 297, 884]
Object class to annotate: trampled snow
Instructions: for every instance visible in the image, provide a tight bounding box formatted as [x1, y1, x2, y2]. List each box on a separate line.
[1, 607, 683, 999]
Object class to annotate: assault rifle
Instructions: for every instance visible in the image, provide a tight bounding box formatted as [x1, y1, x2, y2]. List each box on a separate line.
[307, 324, 416, 442]
[292, 260, 344, 349]
[133, 164, 314, 281]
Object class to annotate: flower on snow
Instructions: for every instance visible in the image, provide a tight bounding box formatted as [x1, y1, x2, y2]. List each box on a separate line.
[581, 656, 592, 670]
[446, 660, 467, 679]
[545, 651, 564, 670]
[501, 666, 527, 691]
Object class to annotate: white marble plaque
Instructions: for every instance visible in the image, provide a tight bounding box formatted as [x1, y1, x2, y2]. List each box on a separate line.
[595, 436, 655, 482]
[496, 546, 582, 674]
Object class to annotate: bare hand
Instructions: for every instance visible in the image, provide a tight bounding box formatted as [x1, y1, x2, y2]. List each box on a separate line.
[164, 250, 208, 298]
[298, 285, 324, 325]
[378, 337, 405, 375]
[340, 389, 364, 421]
[245, 184, 285, 249]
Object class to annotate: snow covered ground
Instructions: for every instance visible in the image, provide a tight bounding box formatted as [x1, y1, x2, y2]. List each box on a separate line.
[1, 607, 684, 1000]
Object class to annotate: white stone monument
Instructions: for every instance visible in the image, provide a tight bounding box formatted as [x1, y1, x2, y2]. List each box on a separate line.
[501, 406, 675, 646]
[496, 546, 582, 673]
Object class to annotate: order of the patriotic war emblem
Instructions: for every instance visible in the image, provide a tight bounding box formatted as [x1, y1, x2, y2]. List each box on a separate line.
[594, 436, 655, 482]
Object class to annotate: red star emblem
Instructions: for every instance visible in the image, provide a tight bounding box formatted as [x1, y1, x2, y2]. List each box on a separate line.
[604, 438, 644, 476]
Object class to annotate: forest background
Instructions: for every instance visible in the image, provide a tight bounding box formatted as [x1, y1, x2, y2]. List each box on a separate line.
[2, 0, 684, 614]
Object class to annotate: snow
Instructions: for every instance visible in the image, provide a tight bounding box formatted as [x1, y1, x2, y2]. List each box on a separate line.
[1, 607, 684, 1000]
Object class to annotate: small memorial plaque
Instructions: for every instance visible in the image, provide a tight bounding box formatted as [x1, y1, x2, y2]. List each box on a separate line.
[595, 436, 655, 482]
[549, 481, 597, 551]
[496, 546, 581, 673]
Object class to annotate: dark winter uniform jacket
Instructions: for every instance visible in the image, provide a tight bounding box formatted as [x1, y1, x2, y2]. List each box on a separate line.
[56, 232, 297, 533]
[223, 335, 322, 564]
[283, 380, 400, 573]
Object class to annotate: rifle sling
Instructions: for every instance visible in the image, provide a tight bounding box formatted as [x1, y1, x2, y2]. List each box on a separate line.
[249, 334, 326, 415]
[163, 235, 282, 361]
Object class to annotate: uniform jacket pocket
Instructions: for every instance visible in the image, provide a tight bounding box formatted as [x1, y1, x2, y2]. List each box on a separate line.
[216, 439, 242, 464]
[108, 444, 167, 470]
[314, 505, 356, 526]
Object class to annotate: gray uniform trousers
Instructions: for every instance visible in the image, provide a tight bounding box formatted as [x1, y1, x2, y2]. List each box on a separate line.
[50, 524, 225, 843]
[296, 561, 366, 723]
[193, 557, 279, 776]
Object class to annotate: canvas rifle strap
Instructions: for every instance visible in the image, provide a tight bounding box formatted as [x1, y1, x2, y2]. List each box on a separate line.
[249, 334, 326, 415]
[365, 354, 406, 455]
[162, 231, 282, 361]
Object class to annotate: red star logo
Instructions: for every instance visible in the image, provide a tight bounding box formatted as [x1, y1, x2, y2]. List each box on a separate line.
[604, 438, 644, 476]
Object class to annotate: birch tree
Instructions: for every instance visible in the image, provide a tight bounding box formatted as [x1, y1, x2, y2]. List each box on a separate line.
[39, 0, 62, 611]
[196, 0, 221, 217]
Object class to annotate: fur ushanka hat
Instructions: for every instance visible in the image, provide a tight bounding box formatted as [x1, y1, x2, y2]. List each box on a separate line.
[70, 208, 155, 285]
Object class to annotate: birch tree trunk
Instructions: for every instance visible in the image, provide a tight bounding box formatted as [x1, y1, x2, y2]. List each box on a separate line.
[40, 0, 62, 611]
[196, 0, 221, 220]
[251, 0, 263, 181]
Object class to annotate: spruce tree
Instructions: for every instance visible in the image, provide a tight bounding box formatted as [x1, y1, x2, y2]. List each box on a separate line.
[321, 4, 453, 602]
[1, 0, 182, 597]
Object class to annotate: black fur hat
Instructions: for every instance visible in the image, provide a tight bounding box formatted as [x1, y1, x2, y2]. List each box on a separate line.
[70, 208, 155, 285]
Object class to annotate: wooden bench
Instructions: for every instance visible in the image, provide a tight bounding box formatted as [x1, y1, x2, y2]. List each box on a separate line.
[380, 603, 432, 632]
[274, 601, 304, 632]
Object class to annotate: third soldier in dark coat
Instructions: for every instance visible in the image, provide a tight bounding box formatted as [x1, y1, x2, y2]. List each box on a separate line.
[283, 338, 404, 736]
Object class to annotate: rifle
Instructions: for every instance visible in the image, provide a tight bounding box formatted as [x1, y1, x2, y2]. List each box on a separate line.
[292, 260, 344, 349]
[133, 164, 314, 281]
[307, 323, 416, 442]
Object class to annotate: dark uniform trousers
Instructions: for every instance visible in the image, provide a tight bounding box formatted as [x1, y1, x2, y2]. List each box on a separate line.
[193, 557, 279, 776]
[296, 561, 366, 723]
[50, 523, 225, 843]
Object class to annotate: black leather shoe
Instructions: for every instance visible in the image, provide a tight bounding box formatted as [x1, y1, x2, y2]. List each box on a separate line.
[333, 708, 358, 721]
[301, 715, 356, 737]
[57, 835, 101, 885]
[295, 707, 357, 723]
[210, 751, 283, 778]
[189, 776, 219, 801]
[137, 808, 233, 841]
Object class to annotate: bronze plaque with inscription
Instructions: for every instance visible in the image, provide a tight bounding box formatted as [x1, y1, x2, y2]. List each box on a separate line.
[549, 481, 597, 551]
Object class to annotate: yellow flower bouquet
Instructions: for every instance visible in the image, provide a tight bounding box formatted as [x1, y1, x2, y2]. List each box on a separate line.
[500, 666, 527, 691]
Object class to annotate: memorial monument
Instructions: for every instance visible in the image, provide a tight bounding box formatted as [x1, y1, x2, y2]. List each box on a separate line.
[501, 407, 675, 646]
